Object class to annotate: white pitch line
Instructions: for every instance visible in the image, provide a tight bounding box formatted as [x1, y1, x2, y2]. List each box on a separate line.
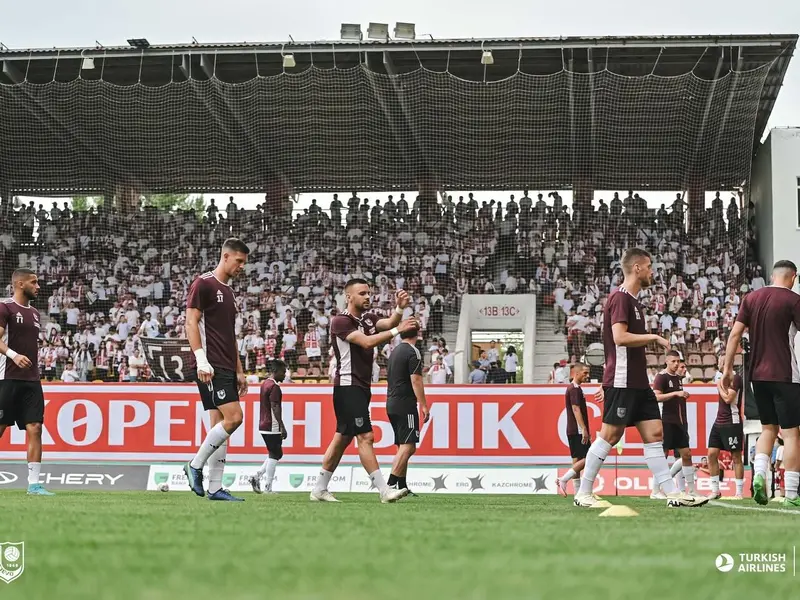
[709, 499, 800, 515]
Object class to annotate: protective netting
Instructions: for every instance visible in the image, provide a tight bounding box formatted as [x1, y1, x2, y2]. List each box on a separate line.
[0, 59, 772, 383]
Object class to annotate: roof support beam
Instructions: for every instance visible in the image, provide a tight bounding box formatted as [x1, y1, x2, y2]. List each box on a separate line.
[200, 54, 214, 79]
[179, 54, 191, 79]
[1, 60, 22, 83]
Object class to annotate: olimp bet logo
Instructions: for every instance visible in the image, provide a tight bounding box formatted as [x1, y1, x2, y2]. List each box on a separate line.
[0, 542, 24, 584]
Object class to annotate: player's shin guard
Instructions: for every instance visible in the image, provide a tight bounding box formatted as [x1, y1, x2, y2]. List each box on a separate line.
[644, 442, 677, 494]
[207, 441, 228, 495]
[577, 438, 612, 495]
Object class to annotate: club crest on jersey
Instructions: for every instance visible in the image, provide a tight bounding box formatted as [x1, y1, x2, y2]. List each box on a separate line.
[216, 290, 224, 303]
[216, 389, 226, 400]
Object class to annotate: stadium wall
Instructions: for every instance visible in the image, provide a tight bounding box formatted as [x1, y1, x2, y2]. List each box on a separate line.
[0, 384, 725, 466]
[751, 127, 800, 272]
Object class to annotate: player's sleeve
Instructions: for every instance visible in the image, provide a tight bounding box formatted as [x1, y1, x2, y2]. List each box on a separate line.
[608, 294, 628, 325]
[0, 303, 7, 328]
[792, 296, 800, 329]
[270, 384, 282, 408]
[652, 373, 667, 392]
[568, 387, 582, 407]
[733, 374, 743, 392]
[735, 295, 750, 325]
[330, 315, 357, 341]
[186, 279, 208, 311]
[408, 347, 423, 376]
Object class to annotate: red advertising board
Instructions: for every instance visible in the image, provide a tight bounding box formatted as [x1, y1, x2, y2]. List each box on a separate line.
[0, 384, 727, 465]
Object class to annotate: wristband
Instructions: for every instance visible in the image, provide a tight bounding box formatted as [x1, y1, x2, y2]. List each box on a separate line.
[194, 349, 213, 372]
[394, 307, 404, 316]
[390, 327, 400, 337]
[4, 349, 19, 360]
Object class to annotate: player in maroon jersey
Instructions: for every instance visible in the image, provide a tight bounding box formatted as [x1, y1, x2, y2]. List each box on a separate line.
[722, 260, 800, 506]
[0, 269, 54, 495]
[573, 248, 707, 508]
[556, 362, 593, 497]
[708, 357, 745, 499]
[249, 360, 287, 494]
[183, 238, 250, 502]
[651, 350, 695, 499]
[310, 278, 418, 503]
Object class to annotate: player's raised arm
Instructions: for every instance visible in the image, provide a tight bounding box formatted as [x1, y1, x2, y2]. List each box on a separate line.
[375, 290, 410, 331]
[345, 317, 419, 350]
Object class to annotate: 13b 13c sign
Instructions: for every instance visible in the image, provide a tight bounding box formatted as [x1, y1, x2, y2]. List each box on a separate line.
[0, 384, 725, 464]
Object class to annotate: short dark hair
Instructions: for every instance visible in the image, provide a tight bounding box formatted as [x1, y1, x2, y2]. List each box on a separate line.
[399, 324, 420, 340]
[573, 361, 588, 370]
[222, 238, 250, 255]
[12, 268, 36, 282]
[344, 278, 369, 290]
[621, 248, 652, 274]
[271, 359, 286, 373]
[666, 350, 681, 358]
[773, 260, 797, 273]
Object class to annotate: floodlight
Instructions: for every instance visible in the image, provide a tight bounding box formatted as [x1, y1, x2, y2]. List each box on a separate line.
[127, 38, 150, 49]
[368, 23, 389, 40]
[81, 57, 95, 70]
[481, 50, 494, 65]
[283, 54, 296, 68]
[340, 24, 363, 41]
[394, 22, 416, 40]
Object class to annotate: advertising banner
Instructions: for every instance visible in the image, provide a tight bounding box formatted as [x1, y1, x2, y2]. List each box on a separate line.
[0, 384, 725, 466]
[0, 463, 148, 491]
[570, 466, 753, 498]
[146, 464, 560, 495]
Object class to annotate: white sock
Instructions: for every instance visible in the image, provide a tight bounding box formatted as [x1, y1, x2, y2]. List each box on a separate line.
[369, 469, 388, 494]
[264, 458, 279, 491]
[669, 460, 683, 477]
[313, 469, 334, 493]
[682, 465, 695, 493]
[711, 475, 720, 494]
[753, 452, 769, 480]
[675, 470, 686, 493]
[644, 442, 678, 494]
[190, 423, 230, 470]
[28, 462, 41, 485]
[577, 437, 612, 495]
[256, 457, 270, 477]
[785, 471, 800, 501]
[735, 478, 744, 497]
[560, 468, 578, 484]
[206, 441, 228, 494]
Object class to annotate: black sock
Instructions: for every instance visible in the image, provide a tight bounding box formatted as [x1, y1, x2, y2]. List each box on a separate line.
[398, 476, 407, 489]
[387, 473, 398, 487]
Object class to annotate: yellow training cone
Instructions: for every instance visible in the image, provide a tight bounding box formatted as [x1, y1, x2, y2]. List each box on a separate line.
[598, 505, 639, 517]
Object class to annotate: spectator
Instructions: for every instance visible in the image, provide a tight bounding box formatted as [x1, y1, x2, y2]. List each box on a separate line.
[469, 361, 487, 384]
[128, 348, 146, 382]
[427, 355, 450, 384]
[61, 361, 80, 382]
[504, 346, 518, 383]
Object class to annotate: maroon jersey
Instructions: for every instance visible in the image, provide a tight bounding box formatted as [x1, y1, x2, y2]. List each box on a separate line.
[330, 310, 379, 389]
[186, 272, 238, 372]
[653, 371, 686, 425]
[0, 299, 41, 381]
[715, 373, 743, 425]
[565, 382, 589, 436]
[736, 286, 800, 383]
[602, 287, 649, 388]
[259, 377, 282, 433]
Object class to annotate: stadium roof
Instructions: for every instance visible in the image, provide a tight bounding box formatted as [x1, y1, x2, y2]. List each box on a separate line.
[0, 34, 796, 196]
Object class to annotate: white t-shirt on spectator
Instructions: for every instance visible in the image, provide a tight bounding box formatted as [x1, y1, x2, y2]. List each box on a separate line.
[62, 368, 80, 382]
[65, 307, 80, 326]
[504, 353, 518, 373]
[128, 355, 146, 377]
[283, 332, 297, 351]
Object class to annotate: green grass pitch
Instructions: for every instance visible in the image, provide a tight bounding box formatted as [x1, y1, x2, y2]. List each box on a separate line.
[1, 491, 797, 599]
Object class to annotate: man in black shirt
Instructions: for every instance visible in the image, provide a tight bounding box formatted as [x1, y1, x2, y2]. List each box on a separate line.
[386, 324, 429, 494]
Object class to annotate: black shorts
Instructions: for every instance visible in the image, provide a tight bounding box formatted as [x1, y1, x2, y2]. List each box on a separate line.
[260, 433, 284, 460]
[751, 381, 800, 429]
[602, 387, 661, 426]
[567, 434, 590, 459]
[708, 423, 744, 452]
[662, 423, 690, 451]
[333, 386, 372, 436]
[194, 368, 239, 411]
[389, 412, 420, 446]
[0, 380, 45, 429]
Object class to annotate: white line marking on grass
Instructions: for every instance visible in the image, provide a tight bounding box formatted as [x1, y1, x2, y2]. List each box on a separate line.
[709, 500, 800, 515]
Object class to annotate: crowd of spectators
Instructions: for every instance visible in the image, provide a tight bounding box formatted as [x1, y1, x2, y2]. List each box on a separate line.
[1, 188, 755, 383]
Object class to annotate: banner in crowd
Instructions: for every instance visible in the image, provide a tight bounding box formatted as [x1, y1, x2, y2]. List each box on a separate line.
[0, 385, 730, 465]
[139, 338, 193, 381]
